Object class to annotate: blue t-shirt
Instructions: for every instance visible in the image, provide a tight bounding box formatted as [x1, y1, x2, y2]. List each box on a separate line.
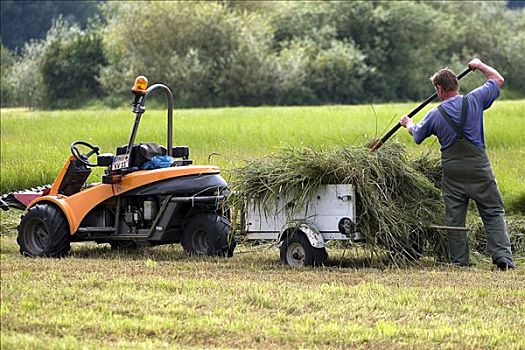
[412, 79, 500, 150]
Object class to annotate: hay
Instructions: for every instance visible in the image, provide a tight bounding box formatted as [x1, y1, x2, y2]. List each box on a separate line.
[412, 154, 442, 189]
[229, 142, 447, 263]
[469, 216, 525, 257]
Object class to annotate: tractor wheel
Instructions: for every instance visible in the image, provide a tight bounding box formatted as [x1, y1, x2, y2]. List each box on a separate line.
[17, 203, 71, 257]
[181, 213, 235, 257]
[280, 231, 327, 267]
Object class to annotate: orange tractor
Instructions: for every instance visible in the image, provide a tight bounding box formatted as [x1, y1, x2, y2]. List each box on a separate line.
[10, 77, 236, 257]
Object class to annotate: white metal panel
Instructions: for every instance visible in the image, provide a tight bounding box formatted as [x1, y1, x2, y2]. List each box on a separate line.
[245, 184, 356, 240]
[244, 231, 278, 240]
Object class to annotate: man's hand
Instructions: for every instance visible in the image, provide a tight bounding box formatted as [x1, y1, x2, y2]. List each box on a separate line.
[399, 115, 414, 135]
[468, 58, 483, 71]
[468, 58, 504, 87]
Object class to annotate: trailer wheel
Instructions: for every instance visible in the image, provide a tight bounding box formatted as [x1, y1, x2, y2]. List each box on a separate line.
[17, 203, 71, 257]
[182, 213, 235, 257]
[280, 231, 327, 267]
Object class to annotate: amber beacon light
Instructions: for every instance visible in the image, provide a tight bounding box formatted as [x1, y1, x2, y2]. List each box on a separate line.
[132, 76, 149, 94]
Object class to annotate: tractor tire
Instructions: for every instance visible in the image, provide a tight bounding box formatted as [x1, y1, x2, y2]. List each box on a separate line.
[181, 213, 235, 257]
[17, 203, 71, 257]
[280, 231, 327, 267]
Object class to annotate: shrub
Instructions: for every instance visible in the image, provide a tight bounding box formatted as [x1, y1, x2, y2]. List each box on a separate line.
[0, 43, 17, 107]
[4, 19, 106, 109]
[4, 38, 46, 109]
[100, 2, 277, 107]
[41, 27, 106, 108]
[308, 40, 370, 104]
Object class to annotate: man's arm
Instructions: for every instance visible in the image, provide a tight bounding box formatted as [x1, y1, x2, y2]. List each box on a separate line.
[399, 116, 414, 135]
[400, 112, 434, 144]
[468, 58, 505, 87]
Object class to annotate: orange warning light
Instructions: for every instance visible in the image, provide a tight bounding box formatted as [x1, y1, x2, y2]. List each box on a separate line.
[132, 76, 148, 94]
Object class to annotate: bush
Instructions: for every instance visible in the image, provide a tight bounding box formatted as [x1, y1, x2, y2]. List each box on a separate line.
[308, 40, 370, 104]
[4, 38, 46, 109]
[3, 1, 523, 108]
[3, 19, 106, 109]
[272, 1, 525, 102]
[100, 2, 277, 107]
[0, 43, 17, 107]
[427, 2, 525, 96]
[41, 27, 106, 108]
[271, 41, 316, 105]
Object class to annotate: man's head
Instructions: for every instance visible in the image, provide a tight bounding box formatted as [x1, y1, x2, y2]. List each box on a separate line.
[430, 68, 458, 100]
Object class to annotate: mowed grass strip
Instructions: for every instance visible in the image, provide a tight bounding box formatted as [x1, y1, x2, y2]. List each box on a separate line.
[1, 100, 524, 212]
[1, 211, 525, 349]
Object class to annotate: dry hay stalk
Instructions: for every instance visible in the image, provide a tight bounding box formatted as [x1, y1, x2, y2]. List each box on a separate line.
[469, 216, 525, 256]
[229, 142, 447, 265]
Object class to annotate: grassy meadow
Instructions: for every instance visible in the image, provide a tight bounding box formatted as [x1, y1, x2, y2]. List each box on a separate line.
[1, 101, 525, 349]
[1, 100, 524, 212]
[1, 210, 525, 349]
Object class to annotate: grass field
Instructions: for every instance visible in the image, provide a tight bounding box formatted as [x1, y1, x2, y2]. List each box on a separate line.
[1, 100, 524, 212]
[1, 101, 525, 349]
[1, 210, 524, 349]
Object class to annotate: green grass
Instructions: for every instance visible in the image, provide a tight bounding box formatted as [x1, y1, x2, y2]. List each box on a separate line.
[1, 100, 524, 212]
[1, 209, 524, 349]
[0, 208, 525, 349]
[1, 101, 525, 348]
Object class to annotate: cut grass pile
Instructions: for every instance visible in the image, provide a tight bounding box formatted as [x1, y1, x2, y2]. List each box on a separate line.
[469, 216, 525, 256]
[230, 142, 447, 263]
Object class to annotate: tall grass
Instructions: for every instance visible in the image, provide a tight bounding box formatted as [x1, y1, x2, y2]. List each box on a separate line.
[1, 100, 524, 212]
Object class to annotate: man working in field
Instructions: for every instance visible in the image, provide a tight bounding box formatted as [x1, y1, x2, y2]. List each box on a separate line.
[399, 58, 515, 270]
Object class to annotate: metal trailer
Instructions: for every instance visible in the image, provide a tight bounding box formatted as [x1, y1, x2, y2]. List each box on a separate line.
[244, 184, 363, 267]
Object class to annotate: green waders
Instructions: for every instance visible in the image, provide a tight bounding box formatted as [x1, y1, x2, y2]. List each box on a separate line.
[439, 96, 512, 266]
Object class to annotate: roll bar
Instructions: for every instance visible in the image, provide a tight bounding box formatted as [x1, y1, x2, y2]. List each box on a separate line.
[127, 83, 174, 157]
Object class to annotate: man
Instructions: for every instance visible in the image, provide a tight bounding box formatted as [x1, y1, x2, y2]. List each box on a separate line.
[399, 58, 514, 270]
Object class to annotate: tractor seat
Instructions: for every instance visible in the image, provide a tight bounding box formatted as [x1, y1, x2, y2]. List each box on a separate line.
[116, 143, 167, 169]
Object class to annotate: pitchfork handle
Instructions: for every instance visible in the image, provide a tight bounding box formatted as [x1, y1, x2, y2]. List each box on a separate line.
[370, 67, 473, 151]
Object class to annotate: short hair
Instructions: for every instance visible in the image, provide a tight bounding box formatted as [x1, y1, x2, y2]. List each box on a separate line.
[430, 68, 458, 92]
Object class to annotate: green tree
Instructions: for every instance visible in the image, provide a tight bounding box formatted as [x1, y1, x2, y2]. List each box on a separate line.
[41, 27, 106, 107]
[5, 38, 46, 109]
[4, 1, 523, 109]
[269, 1, 525, 102]
[1, 0, 102, 50]
[308, 40, 370, 104]
[100, 2, 277, 107]
[430, 1, 525, 94]
[5, 19, 107, 109]
[1, 43, 17, 107]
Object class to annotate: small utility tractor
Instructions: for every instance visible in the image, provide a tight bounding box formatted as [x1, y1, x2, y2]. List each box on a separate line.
[7, 76, 236, 258]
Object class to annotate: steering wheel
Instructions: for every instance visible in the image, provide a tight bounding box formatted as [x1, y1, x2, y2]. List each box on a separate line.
[70, 141, 100, 167]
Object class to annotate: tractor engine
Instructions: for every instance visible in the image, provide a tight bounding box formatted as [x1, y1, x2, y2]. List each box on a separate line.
[121, 197, 158, 233]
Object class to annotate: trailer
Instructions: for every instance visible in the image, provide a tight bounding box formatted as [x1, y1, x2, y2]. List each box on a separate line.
[244, 184, 363, 267]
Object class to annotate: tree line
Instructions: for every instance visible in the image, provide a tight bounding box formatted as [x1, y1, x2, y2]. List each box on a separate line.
[1, 1, 524, 109]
